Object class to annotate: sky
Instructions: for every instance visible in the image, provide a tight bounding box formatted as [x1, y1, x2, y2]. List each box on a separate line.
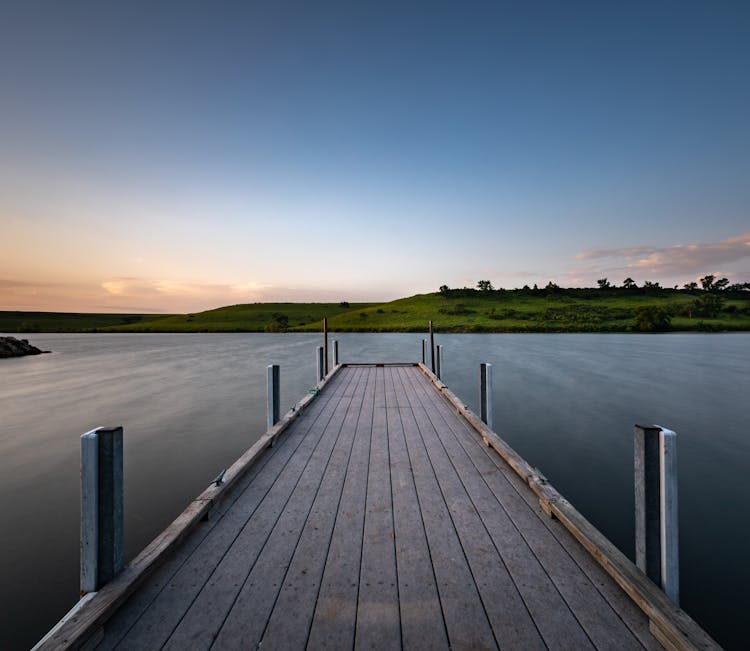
[1, 1, 748, 313]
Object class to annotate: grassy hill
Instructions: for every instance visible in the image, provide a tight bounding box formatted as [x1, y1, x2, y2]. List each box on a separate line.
[97, 302, 377, 332]
[293, 288, 750, 333]
[2, 289, 748, 334]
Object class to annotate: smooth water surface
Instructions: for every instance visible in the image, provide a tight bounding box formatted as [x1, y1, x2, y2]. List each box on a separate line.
[1, 333, 747, 649]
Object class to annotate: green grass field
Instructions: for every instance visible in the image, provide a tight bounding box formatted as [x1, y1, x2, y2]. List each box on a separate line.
[292, 288, 750, 333]
[2, 289, 748, 334]
[96, 302, 378, 332]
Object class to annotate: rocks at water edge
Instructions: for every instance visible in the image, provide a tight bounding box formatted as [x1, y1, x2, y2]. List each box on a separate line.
[0, 336, 50, 358]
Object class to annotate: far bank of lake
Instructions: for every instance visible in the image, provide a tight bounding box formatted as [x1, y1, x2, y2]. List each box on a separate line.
[1, 332, 748, 649]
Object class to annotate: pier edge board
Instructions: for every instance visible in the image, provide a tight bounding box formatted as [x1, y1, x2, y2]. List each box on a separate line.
[35, 363, 346, 651]
[416, 362, 722, 651]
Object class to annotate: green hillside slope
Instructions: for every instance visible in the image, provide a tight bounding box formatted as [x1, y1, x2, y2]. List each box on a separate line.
[291, 289, 750, 333]
[98, 302, 377, 332]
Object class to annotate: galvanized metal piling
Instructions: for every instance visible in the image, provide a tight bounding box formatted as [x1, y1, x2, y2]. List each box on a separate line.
[267, 365, 280, 430]
[634, 424, 679, 604]
[436, 344, 442, 380]
[429, 321, 435, 374]
[80, 426, 124, 595]
[480, 363, 493, 430]
[316, 346, 324, 382]
[323, 317, 329, 375]
[332, 340, 339, 366]
[421, 339, 426, 365]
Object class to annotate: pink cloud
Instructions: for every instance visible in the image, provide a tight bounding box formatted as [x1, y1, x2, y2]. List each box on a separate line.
[574, 232, 750, 279]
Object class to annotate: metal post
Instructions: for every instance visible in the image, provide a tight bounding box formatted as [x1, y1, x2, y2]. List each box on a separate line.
[323, 317, 329, 376]
[81, 426, 123, 595]
[267, 364, 280, 430]
[659, 427, 679, 604]
[80, 431, 98, 594]
[634, 424, 679, 604]
[421, 339, 426, 364]
[436, 344, 442, 380]
[480, 363, 493, 430]
[333, 340, 339, 366]
[429, 320, 435, 374]
[316, 346, 324, 382]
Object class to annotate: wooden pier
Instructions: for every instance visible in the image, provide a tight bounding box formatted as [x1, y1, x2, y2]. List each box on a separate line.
[37, 363, 720, 650]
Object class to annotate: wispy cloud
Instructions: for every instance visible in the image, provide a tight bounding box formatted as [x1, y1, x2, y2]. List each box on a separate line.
[100, 277, 268, 302]
[573, 232, 750, 281]
[0, 275, 381, 313]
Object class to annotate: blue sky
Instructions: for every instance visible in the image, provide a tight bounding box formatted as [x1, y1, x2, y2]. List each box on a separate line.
[1, 1, 748, 312]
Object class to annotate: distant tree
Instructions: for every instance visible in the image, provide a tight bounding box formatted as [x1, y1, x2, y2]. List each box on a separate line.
[439, 285, 450, 296]
[700, 274, 716, 291]
[265, 313, 289, 332]
[622, 277, 637, 289]
[522, 284, 530, 291]
[597, 278, 610, 289]
[476, 280, 494, 291]
[532, 283, 538, 291]
[692, 294, 724, 318]
[545, 281, 560, 292]
[633, 306, 672, 332]
[728, 282, 750, 292]
[713, 277, 730, 291]
[339, 301, 350, 308]
[683, 282, 698, 291]
[642, 280, 661, 291]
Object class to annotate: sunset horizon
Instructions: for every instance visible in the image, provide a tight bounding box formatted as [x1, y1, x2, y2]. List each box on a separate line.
[2, 2, 748, 313]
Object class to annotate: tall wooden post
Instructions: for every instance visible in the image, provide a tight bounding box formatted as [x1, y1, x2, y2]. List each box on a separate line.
[316, 346, 324, 382]
[429, 320, 435, 374]
[421, 339, 426, 365]
[634, 424, 679, 604]
[81, 426, 123, 595]
[480, 363, 493, 430]
[436, 345, 442, 380]
[333, 340, 339, 366]
[267, 364, 280, 430]
[323, 317, 329, 376]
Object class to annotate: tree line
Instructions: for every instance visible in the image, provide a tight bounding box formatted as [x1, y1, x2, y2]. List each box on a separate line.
[440, 274, 749, 295]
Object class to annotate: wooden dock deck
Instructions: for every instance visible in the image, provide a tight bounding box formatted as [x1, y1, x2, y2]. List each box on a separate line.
[38, 363, 720, 650]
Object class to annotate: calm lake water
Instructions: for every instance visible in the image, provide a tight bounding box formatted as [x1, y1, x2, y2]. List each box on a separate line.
[1, 332, 748, 649]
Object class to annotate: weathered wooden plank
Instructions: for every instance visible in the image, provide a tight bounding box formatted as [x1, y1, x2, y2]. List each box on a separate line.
[257, 368, 369, 650]
[412, 366, 662, 649]
[467, 426, 663, 651]
[37, 499, 211, 651]
[108, 369, 352, 650]
[97, 422, 293, 650]
[392, 367, 498, 651]
[57, 359, 344, 648]
[210, 369, 367, 648]
[405, 368, 644, 650]
[383, 366, 449, 650]
[158, 368, 361, 650]
[354, 366, 401, 650]
[306, 366, 377, 649]
[400, 367, 550, 650]
[416, 363, 720, 651]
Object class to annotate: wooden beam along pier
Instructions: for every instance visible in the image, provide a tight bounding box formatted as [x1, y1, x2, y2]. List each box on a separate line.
[35, 333, 722, 650]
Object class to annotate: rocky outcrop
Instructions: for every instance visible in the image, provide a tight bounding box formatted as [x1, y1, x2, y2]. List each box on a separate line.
[0, 336, 50, 358]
